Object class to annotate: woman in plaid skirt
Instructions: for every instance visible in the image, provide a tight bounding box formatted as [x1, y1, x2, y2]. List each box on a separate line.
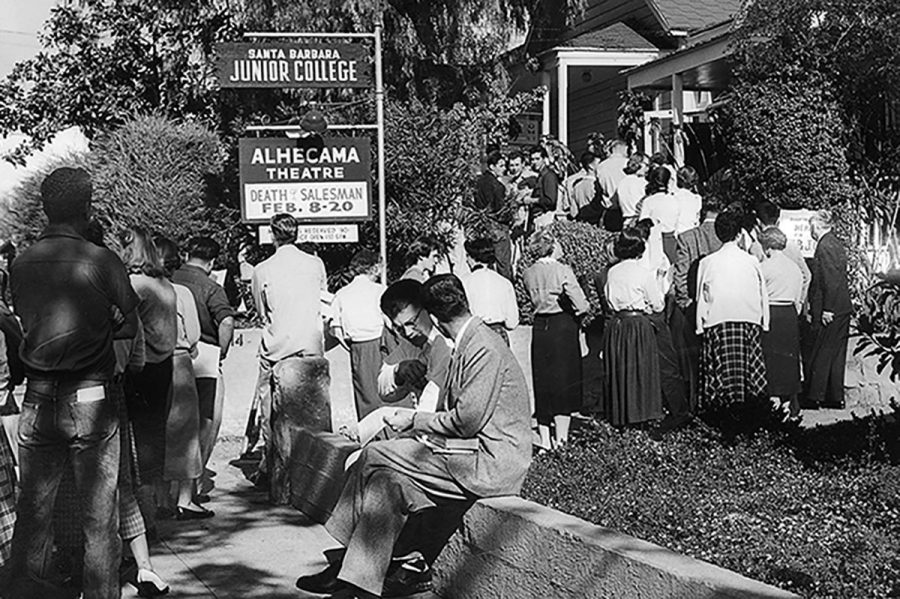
[0, 332, 15, 568]
[695, 210, 769, 407]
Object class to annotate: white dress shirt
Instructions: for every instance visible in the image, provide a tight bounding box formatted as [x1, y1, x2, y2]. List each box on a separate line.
[614, 174, 646, 218]
[760, 251, 803, 311]
[331, 274, 387, 343]
[604, 259, 664, 313]
[639, 192, 679, 233]
[673, 188, 702, 235]
[695, 242, 769, 334]
[461, 266, 519, 330]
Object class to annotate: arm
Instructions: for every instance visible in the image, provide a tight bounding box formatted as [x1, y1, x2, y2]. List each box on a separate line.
[695, 258, 710, 335]
[503, 280, 520, 330]
[218, 316, 235, 359]
[536, 172, 558, 212]
[0, 332, 9, 391]
[562, 265, 590, 316]
[413, 342, 501, 438]
[757, 263, 770, 332]
[673, 236, 691, 309]
[209, 284, 236, 358]
[108, 258, 140, 339]
[250, 267, 266, 318]
[644, 268, 665, 313]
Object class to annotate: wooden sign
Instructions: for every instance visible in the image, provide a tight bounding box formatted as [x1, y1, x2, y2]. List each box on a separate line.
[215, 42, 373, 88]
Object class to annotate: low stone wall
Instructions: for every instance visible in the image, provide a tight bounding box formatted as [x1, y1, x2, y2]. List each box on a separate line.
[433, 497, 799, 599]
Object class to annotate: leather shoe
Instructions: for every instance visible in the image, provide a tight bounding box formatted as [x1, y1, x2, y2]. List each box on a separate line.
[175, 506, 214, 521]
[382, 555, 432, 597]
[295, 560, 345, 595]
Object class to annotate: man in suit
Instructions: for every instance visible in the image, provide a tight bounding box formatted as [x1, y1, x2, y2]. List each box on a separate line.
[296, 274, 532, 599]
[805, 210, 852, 408]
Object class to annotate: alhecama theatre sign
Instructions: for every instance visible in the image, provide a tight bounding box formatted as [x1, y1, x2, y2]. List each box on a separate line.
[239, 137, 371, 223]
[216, 42, 372, 88]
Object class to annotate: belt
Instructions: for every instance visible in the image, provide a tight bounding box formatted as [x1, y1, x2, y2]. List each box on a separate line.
[614, 310, 645, 317]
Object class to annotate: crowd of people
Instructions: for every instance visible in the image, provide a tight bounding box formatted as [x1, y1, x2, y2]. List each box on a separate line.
[0, 135, 854, 598]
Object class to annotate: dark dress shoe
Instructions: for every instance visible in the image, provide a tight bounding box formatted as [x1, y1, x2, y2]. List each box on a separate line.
[175, 506, 214, 520]
[296, 560, 345, 595]
[194, 493, 211, 504]
[382, 555, 432, 597]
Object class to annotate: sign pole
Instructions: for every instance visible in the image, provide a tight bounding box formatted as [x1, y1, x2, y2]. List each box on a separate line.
[374, 18, 388, 284]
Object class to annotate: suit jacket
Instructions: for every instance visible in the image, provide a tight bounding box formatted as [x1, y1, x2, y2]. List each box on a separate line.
[673, 220, 723, 309]
[413, 318, 532, 497]
[809, 231, 852, 320]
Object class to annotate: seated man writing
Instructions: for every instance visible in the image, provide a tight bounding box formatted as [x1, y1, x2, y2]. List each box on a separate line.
[296, 274, 533, 599]
[353, 279, 451, 446]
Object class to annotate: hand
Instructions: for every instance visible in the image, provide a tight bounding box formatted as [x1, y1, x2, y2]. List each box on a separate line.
[383, 410, 415, 433]
[822, 311, 835, 326]
[395, 360, 427, 388]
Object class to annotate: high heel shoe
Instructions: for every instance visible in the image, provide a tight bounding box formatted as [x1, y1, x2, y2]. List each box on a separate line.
[135, 568, 170, 597]
[175, 505, 214, 520]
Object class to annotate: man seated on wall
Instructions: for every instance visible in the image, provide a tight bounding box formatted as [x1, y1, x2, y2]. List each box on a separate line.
[296, 274, 533, 599]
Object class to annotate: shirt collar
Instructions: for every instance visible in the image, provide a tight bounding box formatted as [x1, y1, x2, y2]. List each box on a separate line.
[40, 223, 85, 241]
[451, 316, 476, 353]
[537, 256, 557, 264]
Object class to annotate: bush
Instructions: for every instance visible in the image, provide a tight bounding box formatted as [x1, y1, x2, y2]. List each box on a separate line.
[522, 414, 900, 598]
[0, 115, 229, 250]
[516, 220, 615, 324]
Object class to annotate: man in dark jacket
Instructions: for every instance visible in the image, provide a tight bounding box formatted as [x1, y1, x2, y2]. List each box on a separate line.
[473, 151, 513, 280]
[805, 210, 852, 409]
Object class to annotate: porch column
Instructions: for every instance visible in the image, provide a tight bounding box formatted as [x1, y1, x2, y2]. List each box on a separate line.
[557, 59, 568, 145]
[671, 72, 685, 167]
[541, 71, 551, 136]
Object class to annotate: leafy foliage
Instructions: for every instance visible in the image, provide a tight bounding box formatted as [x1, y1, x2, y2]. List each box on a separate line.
[855, 281, 900, 382]
[0, 115, 227, 249]
[523, 413, 900, 598]
[617, 90, 652, 152]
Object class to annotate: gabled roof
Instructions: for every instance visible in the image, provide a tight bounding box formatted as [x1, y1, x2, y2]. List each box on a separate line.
[558, 22, 657, 51]
[647, 0, 743, 32]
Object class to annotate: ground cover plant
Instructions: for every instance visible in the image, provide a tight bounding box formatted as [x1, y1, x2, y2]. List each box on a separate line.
[522, 407, 900, 598]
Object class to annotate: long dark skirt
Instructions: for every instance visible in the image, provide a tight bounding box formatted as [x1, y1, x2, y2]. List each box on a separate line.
[532, 313, 582, 425]
[126, 356, 174, 482]
[700, 322, 767, 407]
[602, 312, 663, 426]
[762, 305, 802, 396]
[165, 352, 202, 481]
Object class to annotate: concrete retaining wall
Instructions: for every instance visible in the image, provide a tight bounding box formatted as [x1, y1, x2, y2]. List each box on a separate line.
[433, 497, 799, 599]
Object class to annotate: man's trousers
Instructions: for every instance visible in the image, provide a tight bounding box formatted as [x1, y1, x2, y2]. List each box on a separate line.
[805, 313, 851, 408]
[325, 439, 472, 596]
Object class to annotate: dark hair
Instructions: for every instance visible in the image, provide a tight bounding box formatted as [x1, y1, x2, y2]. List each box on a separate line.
[349, 249, 379, 275]
[270, 213, 298, 245]
[84, 219, 106, 248]
[464, 238, 496, 264]
[423, 274, 470, 323]
[614, 228, 646, 260]
[186, 236, 221, 262]
[649, 151, 668, 166]
[676, 166, 698, 191]
[0, 241, 15, 260]
[755, 200, 781, 226]
[122, 226, 165, 278]
[580, 151, 597, 171]
[405, 237, 439, 268]
[633, 218, 654, 241]
[154, 236, 181, 276]
[645, 166, 671, 196]
[714, 210, 744, 243]
[485, 151, 505, 168]
[380, 279, 426, 320]
[507, 149, 526, 163]
[529, 145, 548, 159]
[623, 153, 646, 175]
[41, 167, 92, 223]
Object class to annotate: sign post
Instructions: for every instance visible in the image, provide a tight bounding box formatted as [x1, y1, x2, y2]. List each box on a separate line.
[220, 28, 387, 281]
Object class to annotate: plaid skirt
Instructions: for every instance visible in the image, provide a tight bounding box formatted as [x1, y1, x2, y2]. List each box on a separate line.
[700, 322, 767, 407]
[0, 428, 15, 567]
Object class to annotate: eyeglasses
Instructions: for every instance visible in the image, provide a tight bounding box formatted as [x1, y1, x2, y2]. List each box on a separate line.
[394, 308, 424, 335]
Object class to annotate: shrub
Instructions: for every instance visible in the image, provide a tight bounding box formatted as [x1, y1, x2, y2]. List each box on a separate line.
[522, 415, 900, 598]
[0, 115, 229, 250]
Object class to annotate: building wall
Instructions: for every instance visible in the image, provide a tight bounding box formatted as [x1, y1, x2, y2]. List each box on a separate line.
[566, 66, 626, 152]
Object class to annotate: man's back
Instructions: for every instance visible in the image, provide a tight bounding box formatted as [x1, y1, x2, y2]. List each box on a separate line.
[595, 154, 627, 203]
[252, 244, 327, 360]
[11, 226, 138, 379]
[172, 264, 233, 347]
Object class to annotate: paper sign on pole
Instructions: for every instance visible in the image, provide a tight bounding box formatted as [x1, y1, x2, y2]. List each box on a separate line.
[215, 42, 373, 88]
[778, 209, 817, 258]
[239, 137, 371, 223]
[258, 224, 359, 245]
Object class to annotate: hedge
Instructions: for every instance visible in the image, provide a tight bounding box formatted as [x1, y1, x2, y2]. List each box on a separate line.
[522, 410, 900, 598]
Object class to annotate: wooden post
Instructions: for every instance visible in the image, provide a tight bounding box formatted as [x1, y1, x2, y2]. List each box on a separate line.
[542, 71, 551, 136]
[672, 72, 685, 167]
[558, 59, 569, 145]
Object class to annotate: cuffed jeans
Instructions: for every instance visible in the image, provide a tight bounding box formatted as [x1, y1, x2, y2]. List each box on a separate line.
[9, 378, 121, 599]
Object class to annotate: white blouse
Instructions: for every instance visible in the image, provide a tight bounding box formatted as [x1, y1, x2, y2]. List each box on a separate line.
[604, 259, 664, 313]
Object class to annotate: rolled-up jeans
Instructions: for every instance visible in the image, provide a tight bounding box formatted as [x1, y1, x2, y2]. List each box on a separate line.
[9, 378, 121, 599]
